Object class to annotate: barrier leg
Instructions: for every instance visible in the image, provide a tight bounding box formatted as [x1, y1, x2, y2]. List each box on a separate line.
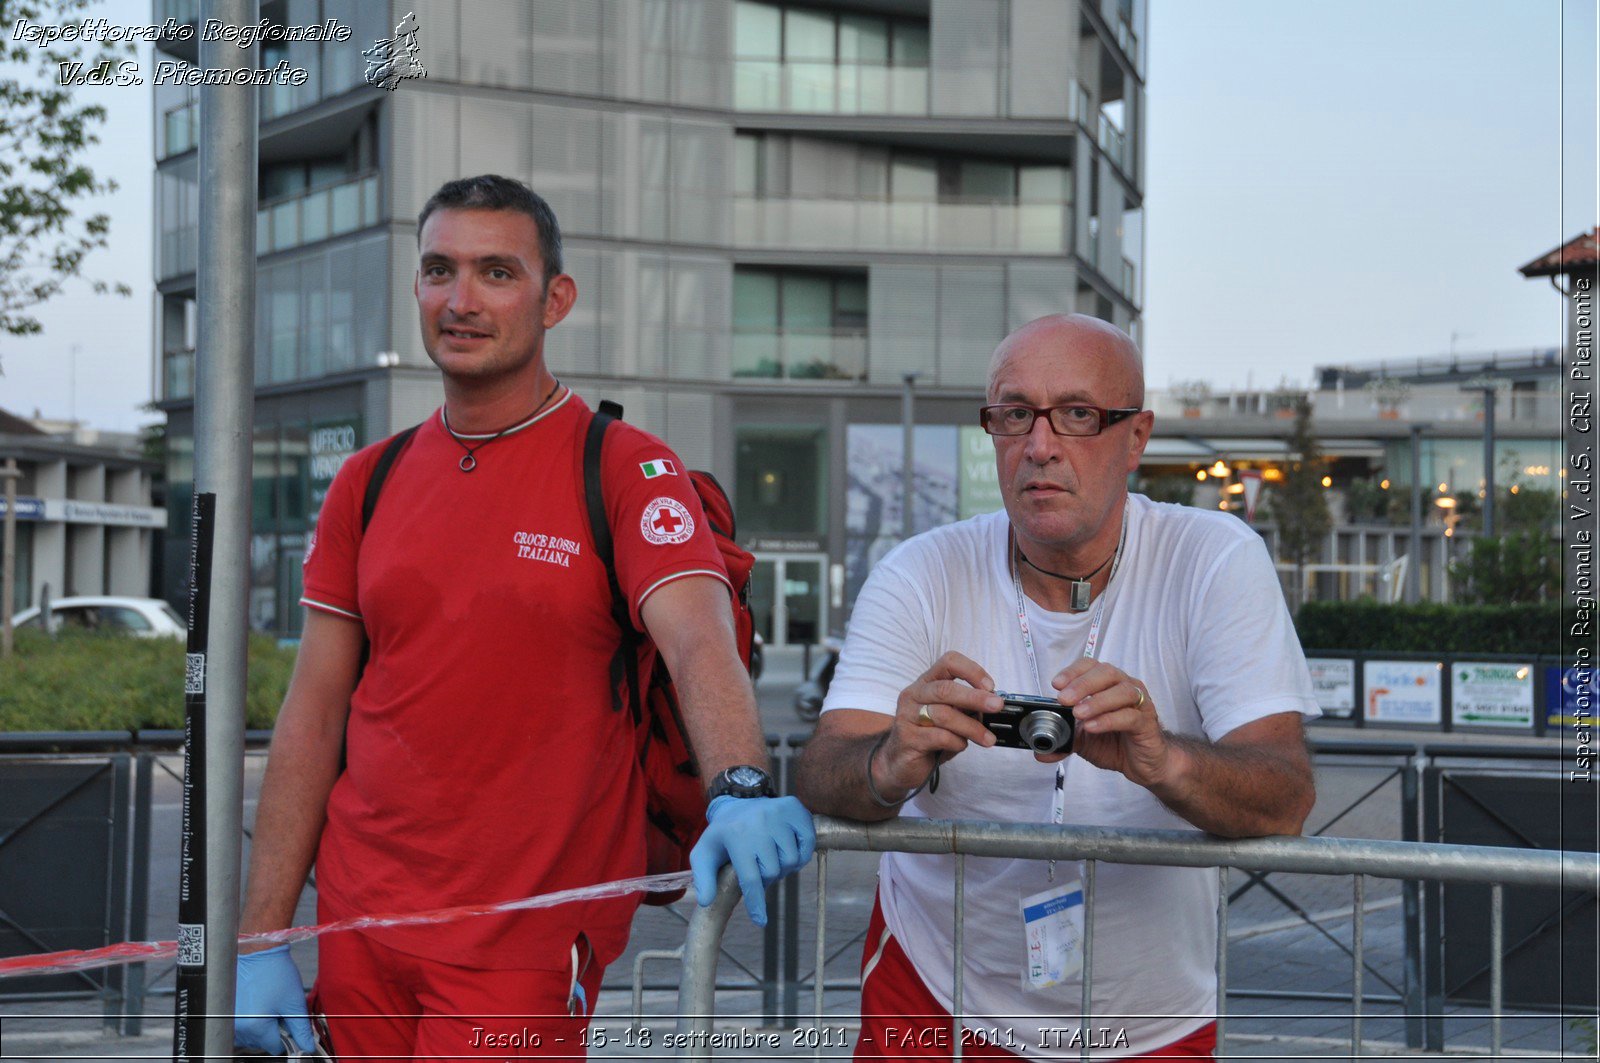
[676, 865, 741, 1061]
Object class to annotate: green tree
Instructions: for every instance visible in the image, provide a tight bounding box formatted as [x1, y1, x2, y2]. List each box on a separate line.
[1266, 396, 1332, 607]
[1342, 475, 1391, 524]
[0, 0, 132, 364]
[1449, 530, 1560, 604]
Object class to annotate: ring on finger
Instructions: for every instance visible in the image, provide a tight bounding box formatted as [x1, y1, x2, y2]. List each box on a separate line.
[1134, 687, 1146, 709]
[916, 704, 935, 727]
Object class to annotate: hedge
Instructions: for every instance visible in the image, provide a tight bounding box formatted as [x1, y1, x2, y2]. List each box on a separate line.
[0, 629, 296, 732]
[1295, 601, 1566, 655]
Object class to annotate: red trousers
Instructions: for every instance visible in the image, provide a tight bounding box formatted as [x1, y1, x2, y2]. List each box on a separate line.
[855, 897, 1217, 1061]
[312, 928, 605, 1062]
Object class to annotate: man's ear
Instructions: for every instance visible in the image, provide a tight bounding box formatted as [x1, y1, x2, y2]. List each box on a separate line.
[1124, 409, 1154, 474]
[543, 273, 577, 328]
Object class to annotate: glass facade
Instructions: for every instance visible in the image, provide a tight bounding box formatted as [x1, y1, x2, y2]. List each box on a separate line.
[734, 0, 930, 114]
[734, 426, 828, 536]
[252, 234, 387, 387]
[733, 269, 867, 380]
[164, 410, 362, 638]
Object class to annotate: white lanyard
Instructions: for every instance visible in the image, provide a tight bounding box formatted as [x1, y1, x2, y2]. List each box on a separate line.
[1009, 512, 1127, 877]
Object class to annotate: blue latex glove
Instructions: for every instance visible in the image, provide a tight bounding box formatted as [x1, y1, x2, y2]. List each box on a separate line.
[234, 944, 316, 1054]
[690, 795, 816, 926]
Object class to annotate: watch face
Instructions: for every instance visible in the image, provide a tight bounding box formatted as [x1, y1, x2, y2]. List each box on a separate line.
[729, 766, 766, 788]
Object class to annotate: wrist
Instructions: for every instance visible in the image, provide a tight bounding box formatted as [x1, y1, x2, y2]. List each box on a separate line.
[1145, 731, 1198, 803]
[864, 732, 934, 808]
[706, 764, 775, 801]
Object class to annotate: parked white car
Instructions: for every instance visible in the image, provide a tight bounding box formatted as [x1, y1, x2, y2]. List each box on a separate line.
[11, 596, 186, 639]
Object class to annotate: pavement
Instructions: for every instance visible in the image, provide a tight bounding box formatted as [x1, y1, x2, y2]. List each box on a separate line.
[1, 646, 1593, 1060]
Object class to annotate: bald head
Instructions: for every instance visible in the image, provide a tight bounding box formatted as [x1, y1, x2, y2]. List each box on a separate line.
[987, 314, 1144, 408]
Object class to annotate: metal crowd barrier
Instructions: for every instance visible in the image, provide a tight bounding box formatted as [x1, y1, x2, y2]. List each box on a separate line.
[676, 816, 1598, 1062]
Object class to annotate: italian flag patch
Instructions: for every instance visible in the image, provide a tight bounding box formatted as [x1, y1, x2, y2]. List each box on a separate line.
[640, 459, 678, 479]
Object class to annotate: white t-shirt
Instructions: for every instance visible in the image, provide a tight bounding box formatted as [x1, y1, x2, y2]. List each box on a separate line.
[822, 495, 1320, 1059]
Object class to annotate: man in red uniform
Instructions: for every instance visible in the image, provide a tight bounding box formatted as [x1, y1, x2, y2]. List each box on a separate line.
[233, 175, 813, 1059]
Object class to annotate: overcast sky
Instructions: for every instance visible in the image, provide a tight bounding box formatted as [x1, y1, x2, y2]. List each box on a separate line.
[0, 1, 1595, 432]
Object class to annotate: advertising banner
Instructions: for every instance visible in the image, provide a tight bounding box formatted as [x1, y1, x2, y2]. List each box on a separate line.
[1306, 657, 1356, 718]
[1451, 662, 1535, 729]
[1546, 663, 1599, 729]
[1364, 660, 1443, 725]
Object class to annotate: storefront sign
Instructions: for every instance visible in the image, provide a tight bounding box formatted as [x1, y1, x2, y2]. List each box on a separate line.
[1451, 662, 1535, 729]
[1364, 660, 1443, 725]
[0, 496, 165, 527]
[749, 537, 823, 553]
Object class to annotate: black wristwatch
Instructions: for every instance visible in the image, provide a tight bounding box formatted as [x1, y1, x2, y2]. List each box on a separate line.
[707, 764, 776, 800]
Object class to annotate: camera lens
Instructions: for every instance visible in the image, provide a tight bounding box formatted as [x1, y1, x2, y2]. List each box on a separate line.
[1018, 710, 1070, 754]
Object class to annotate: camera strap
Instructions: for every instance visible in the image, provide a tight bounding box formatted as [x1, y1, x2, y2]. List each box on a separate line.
[1008, 510, 1128, 881]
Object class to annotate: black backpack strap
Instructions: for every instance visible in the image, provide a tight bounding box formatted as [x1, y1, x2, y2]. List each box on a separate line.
[362, 425, 419, 532]
[583, 401, 644, 725]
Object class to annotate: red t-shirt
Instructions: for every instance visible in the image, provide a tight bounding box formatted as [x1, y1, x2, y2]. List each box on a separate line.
[300, 390, 730, 969]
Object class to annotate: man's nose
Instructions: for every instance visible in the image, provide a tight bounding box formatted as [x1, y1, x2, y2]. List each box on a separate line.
[445, 276, 482, 316]
[1022, 412, 1062, 463]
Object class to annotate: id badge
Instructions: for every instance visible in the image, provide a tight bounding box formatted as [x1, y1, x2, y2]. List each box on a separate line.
[1019, 881, 1084, 990]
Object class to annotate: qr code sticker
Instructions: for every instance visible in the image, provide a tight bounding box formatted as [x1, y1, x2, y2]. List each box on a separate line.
[185, 653, 205, 695]
[178, 923, 205, 966]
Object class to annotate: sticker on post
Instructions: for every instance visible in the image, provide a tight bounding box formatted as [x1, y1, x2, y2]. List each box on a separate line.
[1019, 881, 1084, 990]
[184, 653, 205, 695]
[177, 923, 205, 967]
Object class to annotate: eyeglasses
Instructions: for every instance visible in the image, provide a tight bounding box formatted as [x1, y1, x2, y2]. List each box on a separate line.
[978, 403, 1143, 437]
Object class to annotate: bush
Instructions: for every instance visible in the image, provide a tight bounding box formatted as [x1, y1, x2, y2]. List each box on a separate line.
[0, 629, 296, 732]
[1296, 600, 1563, 655]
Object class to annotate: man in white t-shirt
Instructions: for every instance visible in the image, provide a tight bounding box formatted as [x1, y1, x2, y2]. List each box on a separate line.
[795, 314, 1319, 1061]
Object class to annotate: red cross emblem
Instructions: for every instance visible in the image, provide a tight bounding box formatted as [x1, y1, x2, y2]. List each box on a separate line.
[640, 496, 694, 545]
[651, 507, 684, 536]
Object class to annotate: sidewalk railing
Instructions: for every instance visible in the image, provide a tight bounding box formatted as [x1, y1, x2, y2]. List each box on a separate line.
[677, 816, 1598, 1062]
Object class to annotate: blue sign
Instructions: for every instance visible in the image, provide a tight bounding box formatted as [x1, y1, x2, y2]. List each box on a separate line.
[1545, 663, 1598, 729]
[0, 496, 44, 521]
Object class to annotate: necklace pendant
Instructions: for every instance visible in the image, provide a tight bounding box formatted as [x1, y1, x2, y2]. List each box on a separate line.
[459, 453, 477, 472]
[1068, 578, 1092, 612]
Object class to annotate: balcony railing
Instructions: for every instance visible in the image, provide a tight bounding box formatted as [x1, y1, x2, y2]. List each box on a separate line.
[734, 195, 1069, 255]
[256, 174, 380, 255]
[732, 328, 867, 382]
[1147, 387, 1566, 428]
[1097, 113, 1128, 172]
[735, 60, 930, 115]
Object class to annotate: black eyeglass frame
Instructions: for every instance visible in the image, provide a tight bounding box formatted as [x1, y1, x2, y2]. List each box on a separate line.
[978, 403, 1144, 437]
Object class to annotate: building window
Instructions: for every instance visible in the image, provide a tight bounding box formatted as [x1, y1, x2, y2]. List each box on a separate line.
[736, 426, 827, 536]
[734, 268, 867, 380]
[734, 0, 930, 114]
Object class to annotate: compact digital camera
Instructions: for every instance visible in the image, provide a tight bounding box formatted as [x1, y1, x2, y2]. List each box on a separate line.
[982, 692, 1076, 754]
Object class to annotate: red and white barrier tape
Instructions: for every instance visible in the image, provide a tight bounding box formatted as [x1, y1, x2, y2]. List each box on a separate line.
[0, 870, 695, 979]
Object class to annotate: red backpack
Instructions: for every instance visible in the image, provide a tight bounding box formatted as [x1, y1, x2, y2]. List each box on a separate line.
[582, 401, 757, 904]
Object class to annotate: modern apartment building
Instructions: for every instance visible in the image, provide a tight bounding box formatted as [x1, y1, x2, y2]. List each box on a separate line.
[152, 0, 1147, 640]
[0, 410, 164, 611]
